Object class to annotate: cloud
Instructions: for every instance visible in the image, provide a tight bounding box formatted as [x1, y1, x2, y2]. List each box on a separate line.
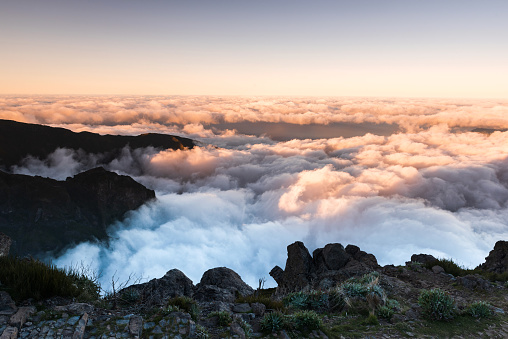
[3, 95, 508, 290]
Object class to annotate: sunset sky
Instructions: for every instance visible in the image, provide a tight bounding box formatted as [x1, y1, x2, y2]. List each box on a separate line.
[1, 0, 507, 98]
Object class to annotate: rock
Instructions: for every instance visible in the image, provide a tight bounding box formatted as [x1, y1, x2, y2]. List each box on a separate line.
[251, 303, 266, 316]
[281, 241, 314, 290]
[128, 315, 143, 338]
[0, 292, 17, 316]
[232, 303, 252, 313]
[0, 168, 155, 257]
[194, 285, 236, 303]
[72, 313, 88, 339]
[0, 233, 11, 257]
[353, 250, 379, 268]
[321, 243, 351, 270]
[196, 267, 254, 300]
[269, 266, 284, 286]
[432, 265, 445, 274]
[0, 326, 17, 339]
[230, 321, 246, 339]
[478, 241, 508, 274]
[121, 269, 195, 306]
[457, 275, 492, 290]
[9, 306, 35, 329]
[54, 303, 94, 315]
[410, 254, 437, 265]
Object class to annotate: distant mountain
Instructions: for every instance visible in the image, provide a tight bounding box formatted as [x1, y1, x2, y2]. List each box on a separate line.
[0, 119, 196, 169]
[0, 167, 155, 257]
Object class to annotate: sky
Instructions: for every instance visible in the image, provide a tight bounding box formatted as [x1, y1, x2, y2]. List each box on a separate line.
[1, 0, 507, 98]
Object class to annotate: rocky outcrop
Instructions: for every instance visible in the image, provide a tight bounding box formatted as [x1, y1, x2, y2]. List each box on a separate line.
[195, 267, 254, 302]
[122, 269, 195, 307]
[0, 167, 155, 257]
[0, 233, 11, 257]
[410, 253, 437, 265]
[478, 240, 508, 274]
[272, 241, 379, 291]
[0, 119, 195, 169]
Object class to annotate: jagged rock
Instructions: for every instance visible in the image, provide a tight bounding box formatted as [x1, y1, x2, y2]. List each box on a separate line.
[269, 266, 284, 285]
[321, 243, 351, 270]
[251, 303, 266, 316]
[0, 292, 17, 316]
[54, 303, 94, 315]
[478, 240, 508, 274]
[9, 306, 35, 329]
[195, 267, 254, 302]
[281, 241, 314, 290]
[0, 326, 17, 339]
[128, 315, 143, 338]
[72, 313, 88, 339]
[122, 269, 195, 306]
[432, 265, 445, 274]
[230, 321, 247, 339]
[0, 167, 155, 257]
[410, 254, 437, 265]
[457, 275, 492, 290]
[0, 233, 11, 257]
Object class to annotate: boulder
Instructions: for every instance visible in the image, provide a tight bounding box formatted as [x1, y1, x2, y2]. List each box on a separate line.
[0, 233, 11, 257]
[410, 254, 437, 265]
[457, 275, 492, 290]
[269, 266, 284, 286]
[195, 267, 254, 302]
[0, 292, 17, 316]
[281, 241, 314, 290]
[321, 243, 351, 270]
[121, 269, 195, 306]
[478, 241, 508, 274]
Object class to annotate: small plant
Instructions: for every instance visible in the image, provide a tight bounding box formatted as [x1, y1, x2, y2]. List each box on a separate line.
[418, 288, 456, 321]
[195, 324, 209, 339]
[236, 318, 253, 337]
[376, 305, 394, 319]
[119, 289, 140, 305]
[467, 301, 492, 318]
[260, 312, 286, 333]
[165, 305, 181, 313]
[167, 296, 200, 321]
[291, 310, 322, 331]
[364, 313, 379, 326]
[283, 291, 309, 309]
[208, 311, 232, 327]
[236, 293, 284, 311]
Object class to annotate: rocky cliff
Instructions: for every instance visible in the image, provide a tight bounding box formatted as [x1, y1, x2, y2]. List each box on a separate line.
[0, 119, 195, 170]
[0, 167, 155, 257]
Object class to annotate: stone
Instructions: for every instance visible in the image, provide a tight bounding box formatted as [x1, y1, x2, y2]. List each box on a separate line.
[194, 285, 235, 303]
[432, 265, 445, 274]
[269, 266, 284, 286]
[0, 292, 17, 316]
[195, 267, 254, 300]
[0, 233, 11, 257]
[232, 303, 252, 313]
[457, 275, 492, 290]
[120, 269, 195, 307]
[321, 243, 351, 270]
[251, 303, 266, 316]
[230, 322, 246, 339]
[410, 254, 437, 265]
[281, 241, 314, 290]
[0, 326, 18, 339]
[128, 315, 143, 338]
[54, 303, 94, 315]
[478, 241, 508, 274]
[72, 313, 88, 339]
[9, 307, 35, 329]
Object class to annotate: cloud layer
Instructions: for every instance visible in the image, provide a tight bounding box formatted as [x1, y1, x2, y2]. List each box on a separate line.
[2, 95, 508, 290]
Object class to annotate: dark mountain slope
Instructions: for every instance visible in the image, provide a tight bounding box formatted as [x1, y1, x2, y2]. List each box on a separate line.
[0, 167, 155, 257]
[0, 119, 195, 169]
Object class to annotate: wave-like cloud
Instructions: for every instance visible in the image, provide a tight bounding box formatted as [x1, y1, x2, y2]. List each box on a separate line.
[3, 95, 508, 289]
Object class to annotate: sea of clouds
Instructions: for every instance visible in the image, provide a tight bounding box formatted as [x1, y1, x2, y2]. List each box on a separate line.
[2, 95, 508, 290]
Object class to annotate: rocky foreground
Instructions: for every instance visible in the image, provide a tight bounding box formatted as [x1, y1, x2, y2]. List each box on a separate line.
[2, 239, 508, 338]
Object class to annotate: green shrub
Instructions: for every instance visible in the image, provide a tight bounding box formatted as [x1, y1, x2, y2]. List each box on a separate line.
[424, 258, 465, 277]
[195, 324, 209, 339]
[468, 301, 492, 318]
[283, 291, 308, 309]
[236, 318, 253, 337]
[119, 289, 140, 305]
[260, 312, 287, 333]
[283, 290, 328, 310]
[236, 294, 284, 311]
[0, 256, 99, 301]
[208, 311, 232, 327]
[364, 314, 379, 325]
[418, 289, 456, 321]
[376, 305, 394, 319]
[167, 296, 200, 321]
[291, 310, 322, 331]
